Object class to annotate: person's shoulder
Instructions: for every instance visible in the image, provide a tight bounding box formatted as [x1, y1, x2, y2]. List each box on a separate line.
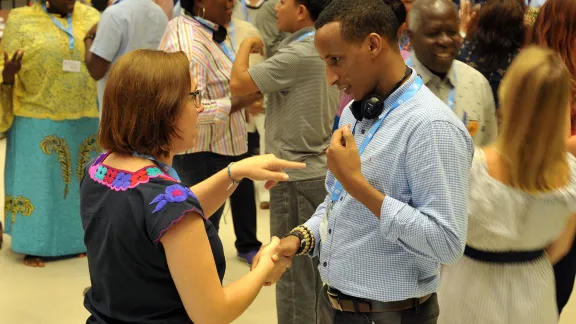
[406, 86, 469, 130]
[75, 2, 101, 20]
[455, 60, 491, 88]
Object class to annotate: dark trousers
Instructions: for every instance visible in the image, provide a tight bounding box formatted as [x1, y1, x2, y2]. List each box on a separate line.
[318, 286, 440, 324]
[172, 140, 262, 253]
[554, 239, 576, 313]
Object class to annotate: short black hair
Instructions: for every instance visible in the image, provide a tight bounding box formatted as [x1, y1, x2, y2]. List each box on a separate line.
[296, 0, 333, 22]
[383, 0, 407, 26]
[315, 0, 399, 43]
[180, 0, 195, 15]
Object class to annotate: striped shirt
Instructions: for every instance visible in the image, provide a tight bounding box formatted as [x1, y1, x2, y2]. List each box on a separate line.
[159, 14, 247, 156]
[248, 27, 340, 181]
[304, 71, 474, 302]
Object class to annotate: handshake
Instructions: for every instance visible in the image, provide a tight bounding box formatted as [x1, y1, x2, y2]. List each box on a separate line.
[250, 235, 302, 286]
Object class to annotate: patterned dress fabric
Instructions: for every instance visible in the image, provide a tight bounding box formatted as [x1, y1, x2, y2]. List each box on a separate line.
[438, 148, 576, 324]
[1, 3, 100, 256]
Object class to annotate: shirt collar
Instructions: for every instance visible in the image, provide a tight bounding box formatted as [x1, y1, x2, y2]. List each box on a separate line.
[409, 51, 456, 87]
[279, 26, 315, 49]
[182, 11, 221, 31]
[371, 67, 419, 120]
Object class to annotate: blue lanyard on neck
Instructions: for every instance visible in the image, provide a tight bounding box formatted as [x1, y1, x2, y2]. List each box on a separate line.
[195, 16, 236, 62]
[296, 31, 315, 41]
[240, 0, 251, 22]
[133, 153, 181, 182]
[42, 3, 74, 50]
[329, 76, 424, 202]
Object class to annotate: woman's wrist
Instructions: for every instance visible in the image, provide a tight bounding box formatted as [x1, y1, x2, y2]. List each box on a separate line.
[228, 161, 245, 182]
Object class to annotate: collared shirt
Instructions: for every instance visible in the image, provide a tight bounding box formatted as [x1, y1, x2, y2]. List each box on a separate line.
[304, 71, 474, 302]
[409, 53, 497, 146]
[92, 0, 168, 114]
[248, 27, 340, 181]
[160, 14, 249, 156]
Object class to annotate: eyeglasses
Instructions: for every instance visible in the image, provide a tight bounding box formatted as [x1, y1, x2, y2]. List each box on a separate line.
[189, 90, 202, 108]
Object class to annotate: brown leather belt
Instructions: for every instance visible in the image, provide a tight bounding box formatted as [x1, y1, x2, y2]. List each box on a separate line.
[327, 286, 432, 313]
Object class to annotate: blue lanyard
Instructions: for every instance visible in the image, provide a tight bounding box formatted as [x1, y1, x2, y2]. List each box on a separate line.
[133, 153, 181, 182]
[329, 76, 424, 202]
[42, 3, 74, 50]
[240, 0, 251, 22]
[405, 57, 456, 111]
[296, 31, 315, 41]
[195, 16, 236, 62]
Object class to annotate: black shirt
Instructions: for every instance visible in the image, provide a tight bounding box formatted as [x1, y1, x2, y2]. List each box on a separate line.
[80, 152, 226, 323]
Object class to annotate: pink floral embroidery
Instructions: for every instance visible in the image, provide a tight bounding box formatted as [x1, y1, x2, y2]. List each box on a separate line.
[89, 152, 177, 191]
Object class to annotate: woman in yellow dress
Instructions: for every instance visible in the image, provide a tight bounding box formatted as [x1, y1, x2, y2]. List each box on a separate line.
[0, 0, 100, 267]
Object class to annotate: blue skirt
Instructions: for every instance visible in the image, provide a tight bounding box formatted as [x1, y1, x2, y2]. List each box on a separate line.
[4, 116, 99, 256]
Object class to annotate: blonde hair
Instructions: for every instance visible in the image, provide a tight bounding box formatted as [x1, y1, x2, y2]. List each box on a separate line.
[497, 46, 572, 192]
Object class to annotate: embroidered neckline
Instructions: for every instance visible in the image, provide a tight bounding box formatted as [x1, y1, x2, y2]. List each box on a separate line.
[89, 152, 177, 191]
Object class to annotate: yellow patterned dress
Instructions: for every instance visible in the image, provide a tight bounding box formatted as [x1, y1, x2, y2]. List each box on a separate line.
[0, 3, 100, 257]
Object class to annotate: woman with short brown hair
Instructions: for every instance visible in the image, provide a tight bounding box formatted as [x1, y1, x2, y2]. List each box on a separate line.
[81, 49, 301, 323]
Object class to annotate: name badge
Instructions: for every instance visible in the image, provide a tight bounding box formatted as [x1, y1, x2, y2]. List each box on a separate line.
[63, 60, 81, 73]
[319, 203, 331, 245]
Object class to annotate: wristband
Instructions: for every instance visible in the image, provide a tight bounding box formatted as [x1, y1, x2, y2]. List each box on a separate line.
[226, 162, 242, 190]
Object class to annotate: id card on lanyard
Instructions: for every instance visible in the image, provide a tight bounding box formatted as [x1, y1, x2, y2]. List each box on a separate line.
[320, 76, 424, 245]
[42, 3, 81, 73]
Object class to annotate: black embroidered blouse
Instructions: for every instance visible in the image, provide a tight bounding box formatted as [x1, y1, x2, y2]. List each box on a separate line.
[80, 152, 226, 323]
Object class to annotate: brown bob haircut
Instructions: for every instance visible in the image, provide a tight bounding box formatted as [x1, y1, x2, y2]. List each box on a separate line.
[98, 49, 191, 158]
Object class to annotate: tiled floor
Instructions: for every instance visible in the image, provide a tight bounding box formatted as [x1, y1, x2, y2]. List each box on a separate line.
[0, 137, 574, 323]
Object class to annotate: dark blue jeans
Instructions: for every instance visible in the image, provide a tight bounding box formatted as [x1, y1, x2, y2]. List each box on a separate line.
[172, 141, 261, 253]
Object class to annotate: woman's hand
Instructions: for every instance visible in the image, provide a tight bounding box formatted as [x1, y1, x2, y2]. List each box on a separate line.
[231, 154, 306, 189]
[458, 0, 477, 36]
[253, 237, 291, 285]
[2, 50, 23, 84]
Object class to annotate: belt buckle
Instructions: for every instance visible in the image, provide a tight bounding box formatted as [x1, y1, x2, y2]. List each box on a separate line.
[327, 290, 344, 311]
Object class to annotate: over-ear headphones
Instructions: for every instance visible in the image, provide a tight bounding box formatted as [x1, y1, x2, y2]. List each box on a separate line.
[350, 66, 412, 121]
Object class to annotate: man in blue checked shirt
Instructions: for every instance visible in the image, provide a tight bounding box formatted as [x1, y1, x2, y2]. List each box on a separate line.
[252, 0, 473, 323]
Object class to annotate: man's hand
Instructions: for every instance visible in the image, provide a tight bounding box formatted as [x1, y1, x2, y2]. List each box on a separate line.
[252, 235, 300, 285]
[243, 36, 265, 56]
[231, 92, 263, 113]
[247, 99, 264, 115]
[326, 125, 364, 192]
[87, 23, 98, 38]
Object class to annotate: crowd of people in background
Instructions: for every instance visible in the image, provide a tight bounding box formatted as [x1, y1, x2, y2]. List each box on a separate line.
[0, 0, 576, 323]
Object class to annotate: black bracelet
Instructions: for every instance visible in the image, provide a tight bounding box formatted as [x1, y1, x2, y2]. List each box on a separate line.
[284, 232, 306, 254]
[84, 34, 96, 42]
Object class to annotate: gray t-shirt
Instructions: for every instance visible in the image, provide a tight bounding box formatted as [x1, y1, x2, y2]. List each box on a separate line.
[248, 27, 339, 181]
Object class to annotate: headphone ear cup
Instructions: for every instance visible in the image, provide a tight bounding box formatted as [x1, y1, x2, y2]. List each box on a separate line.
[361, 95, 384, 120]
[350, 100, 364, 121]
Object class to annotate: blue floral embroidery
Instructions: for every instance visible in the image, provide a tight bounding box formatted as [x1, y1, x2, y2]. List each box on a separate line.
[112, 172, 132, 190]
[149, 184, 197, 213]
[95, 165, 107, 181]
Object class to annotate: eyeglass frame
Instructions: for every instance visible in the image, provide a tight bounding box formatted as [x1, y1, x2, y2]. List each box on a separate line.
[189, 90, 202, 108]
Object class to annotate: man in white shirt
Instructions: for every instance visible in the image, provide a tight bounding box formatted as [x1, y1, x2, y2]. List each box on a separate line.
[84, 0, 169, 114]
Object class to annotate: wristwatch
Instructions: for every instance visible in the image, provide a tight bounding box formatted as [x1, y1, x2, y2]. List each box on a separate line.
[84, 34, 96, 42]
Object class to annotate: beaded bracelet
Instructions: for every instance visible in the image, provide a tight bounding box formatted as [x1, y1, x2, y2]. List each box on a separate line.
[290, 225, 315, 256]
